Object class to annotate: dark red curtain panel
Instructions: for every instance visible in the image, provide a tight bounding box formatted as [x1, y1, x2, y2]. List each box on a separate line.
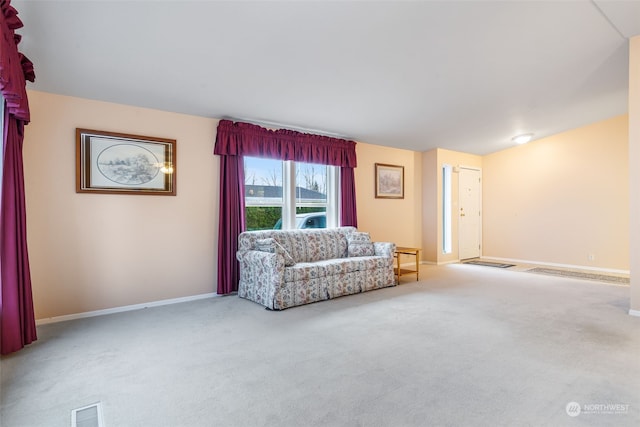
[216, 155, 245, 295]
[213, 120, 358, 294]
[340, 167, 357, 228]
[0, 0, 36, 355]
[1, 113, 35, 354]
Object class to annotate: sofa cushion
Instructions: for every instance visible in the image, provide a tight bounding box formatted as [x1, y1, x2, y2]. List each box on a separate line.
[283, 256, 390, 282]
[271, 229, 349, 263]
[347, 232, 375, 257]
[256, 238, 295, 266]
[284, 259, 344, 282]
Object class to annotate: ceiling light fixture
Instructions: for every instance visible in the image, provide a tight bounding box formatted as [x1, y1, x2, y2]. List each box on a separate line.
[512, 133, 533, 145]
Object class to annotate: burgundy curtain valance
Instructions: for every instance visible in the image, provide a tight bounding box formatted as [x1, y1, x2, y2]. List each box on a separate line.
[0, 0, 34, 122]
[214, 119, 357, 168]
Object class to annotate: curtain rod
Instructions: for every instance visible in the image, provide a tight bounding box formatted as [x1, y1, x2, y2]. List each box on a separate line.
[222, 116, 351, 140]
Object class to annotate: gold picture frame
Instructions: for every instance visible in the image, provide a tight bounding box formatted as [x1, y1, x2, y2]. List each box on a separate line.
[76, 128, 176, 195]
[375, 163, 404, 199]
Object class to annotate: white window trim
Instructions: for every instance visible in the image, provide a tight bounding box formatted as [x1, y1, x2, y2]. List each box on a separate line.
[282, 161, 296, 230]
[325, 166, 339, 228]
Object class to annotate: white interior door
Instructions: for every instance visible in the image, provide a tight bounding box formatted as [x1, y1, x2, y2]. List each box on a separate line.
[459, 168, 481, 260]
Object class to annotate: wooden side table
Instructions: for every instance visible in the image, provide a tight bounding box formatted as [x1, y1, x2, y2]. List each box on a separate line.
[394, 247, 421, 282]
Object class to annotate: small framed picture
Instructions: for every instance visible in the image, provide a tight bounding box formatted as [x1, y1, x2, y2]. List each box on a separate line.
[375, 163, 404, 199]
[76, 129, 176, 195]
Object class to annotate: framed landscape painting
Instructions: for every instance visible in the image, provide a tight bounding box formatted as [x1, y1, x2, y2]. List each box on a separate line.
[76, 129, 176, 196]
[375, 163, 404, 199]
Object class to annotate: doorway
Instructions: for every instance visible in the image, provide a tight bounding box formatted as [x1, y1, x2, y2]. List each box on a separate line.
[458, 167, 482, 260]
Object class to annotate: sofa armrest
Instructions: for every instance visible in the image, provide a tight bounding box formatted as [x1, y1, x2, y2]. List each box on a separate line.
[373, 242, 396, 258]
[237, 248, 278, 262]
[236, 250, 285, 309]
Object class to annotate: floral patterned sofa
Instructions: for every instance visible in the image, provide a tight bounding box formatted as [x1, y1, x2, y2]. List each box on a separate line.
[236, 227, 396, 310]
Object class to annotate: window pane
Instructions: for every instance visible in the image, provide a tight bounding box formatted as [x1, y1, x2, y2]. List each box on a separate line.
[245, 206, 283, 231]
[295, 162, 327, 205]
[295, 162, 327, 229]
[244, 157, 283, 230]
[244, 157, 283, 206]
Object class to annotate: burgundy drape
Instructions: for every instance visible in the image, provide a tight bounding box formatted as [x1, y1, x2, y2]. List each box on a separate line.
[1, 112, 35, 354]
[216, 155, 245, 295]
[214, 120, 358, 294]
[340, 167, 357, 227]
[0, 0, 36, 355]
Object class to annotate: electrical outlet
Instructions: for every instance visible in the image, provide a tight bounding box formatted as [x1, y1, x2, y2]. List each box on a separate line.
[588, 254, 595, 261]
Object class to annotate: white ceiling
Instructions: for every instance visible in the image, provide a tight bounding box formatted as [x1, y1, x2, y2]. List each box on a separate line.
[13, 0, 640, 154]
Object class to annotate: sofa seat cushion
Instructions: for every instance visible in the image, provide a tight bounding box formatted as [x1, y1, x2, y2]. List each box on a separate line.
[283, 256, 392, 282]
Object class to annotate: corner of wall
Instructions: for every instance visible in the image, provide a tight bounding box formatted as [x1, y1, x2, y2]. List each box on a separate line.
[628, 36, 640, 312]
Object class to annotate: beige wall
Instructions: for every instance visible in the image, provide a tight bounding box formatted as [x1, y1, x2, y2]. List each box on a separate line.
[421, 149, 482, 264]
[23, 91, 424, 319]
[483, 115, 629, 271]
[629, 36, 640, 312]
[24, 91, 220, 319]
[355, 142, 422, 259]
[23, 86, 635, 317]
[421, 149, 438, 262]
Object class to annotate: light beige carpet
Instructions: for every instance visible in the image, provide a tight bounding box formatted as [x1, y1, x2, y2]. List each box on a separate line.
[2, 264, 639, 426]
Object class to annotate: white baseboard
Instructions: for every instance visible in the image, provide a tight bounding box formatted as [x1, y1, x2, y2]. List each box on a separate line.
[36, 293, 218, 325]
[420, 260, 458, 266]
[436, 260, 460, 266]
[629, 309, 640, 318]
[481, 256, 630, 275]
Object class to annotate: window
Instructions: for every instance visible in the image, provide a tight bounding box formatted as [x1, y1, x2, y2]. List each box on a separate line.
[244, 157, 338, 231]
[442, 164, 452, 254]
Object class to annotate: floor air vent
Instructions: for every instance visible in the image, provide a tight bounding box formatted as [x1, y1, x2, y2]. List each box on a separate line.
[71, 402, 104, 427]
